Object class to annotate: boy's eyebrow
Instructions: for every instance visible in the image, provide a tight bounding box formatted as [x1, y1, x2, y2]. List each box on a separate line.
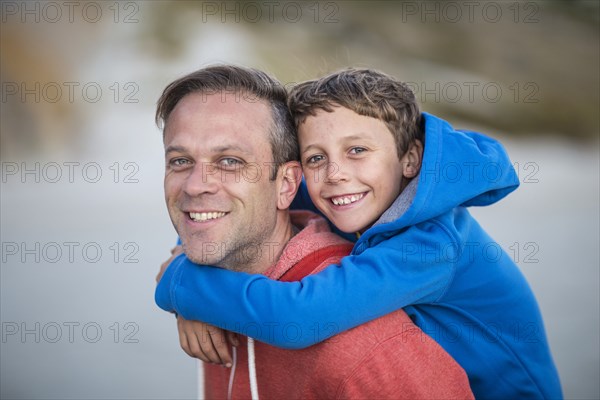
[340, 134, 372, 142]
[300, 143, 321, 153]
[300, 134, 374, 153]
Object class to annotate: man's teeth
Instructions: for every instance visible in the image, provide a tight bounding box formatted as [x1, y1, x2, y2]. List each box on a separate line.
[189, 212, 226, 222]
[331, 193, 364, 206]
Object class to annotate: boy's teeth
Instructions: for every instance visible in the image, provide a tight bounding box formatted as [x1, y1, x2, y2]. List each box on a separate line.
[331, 193, 364, 206]
[189, 212, 226, 221]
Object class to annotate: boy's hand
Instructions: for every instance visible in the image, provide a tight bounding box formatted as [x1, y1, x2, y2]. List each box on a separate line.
[177, 316, 239, 367]
[156, 245, 184, 283]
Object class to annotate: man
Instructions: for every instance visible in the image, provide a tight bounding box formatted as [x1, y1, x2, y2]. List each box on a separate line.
[156, 65, 473, 399]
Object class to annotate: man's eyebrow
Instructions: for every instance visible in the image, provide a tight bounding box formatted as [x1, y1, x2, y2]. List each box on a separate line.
[165, 145, 186, 155]
[212, 144, 253, 155]
[165, 144, 253, 156]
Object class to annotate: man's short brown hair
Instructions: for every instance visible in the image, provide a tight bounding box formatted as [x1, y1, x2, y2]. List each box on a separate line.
[288, 68, 423, 159]
[156, 65, 298, 179]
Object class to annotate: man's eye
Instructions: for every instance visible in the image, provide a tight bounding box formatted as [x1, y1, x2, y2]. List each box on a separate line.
[170, 158, 190, 167]
[219, 158, 242, 168]
[349, 147, 367, 154]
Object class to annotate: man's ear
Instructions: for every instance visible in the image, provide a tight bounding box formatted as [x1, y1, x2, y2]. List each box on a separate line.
[401, 139, 423, 178]
[277, 161, 303, 210]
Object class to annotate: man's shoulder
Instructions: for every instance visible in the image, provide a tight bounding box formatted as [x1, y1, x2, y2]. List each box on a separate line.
[289, 210, 350, 245]
[268, 211, 352, 280]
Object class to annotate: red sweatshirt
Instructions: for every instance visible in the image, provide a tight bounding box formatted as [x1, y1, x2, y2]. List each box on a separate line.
[204, 211, 473, 399]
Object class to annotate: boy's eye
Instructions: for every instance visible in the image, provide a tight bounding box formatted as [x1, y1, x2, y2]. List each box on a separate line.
[306, 154, 326, 165]
[349, 147, 367, 155]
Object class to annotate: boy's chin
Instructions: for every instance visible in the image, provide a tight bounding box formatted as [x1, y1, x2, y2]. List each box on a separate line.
[332, 220, 371, 235]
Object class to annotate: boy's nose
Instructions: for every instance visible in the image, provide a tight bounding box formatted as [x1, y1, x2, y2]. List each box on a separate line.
[324, 161, 349, 184]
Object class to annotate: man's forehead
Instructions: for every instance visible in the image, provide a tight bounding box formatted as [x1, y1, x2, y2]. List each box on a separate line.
[164, 92, 272, 135]
[176, 91, 270, 115]
[164, 128, 270, 154]
[164, 92, 274, 159]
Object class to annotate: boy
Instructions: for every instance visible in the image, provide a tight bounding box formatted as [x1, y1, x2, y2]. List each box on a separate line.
[157, 68, 562, 399]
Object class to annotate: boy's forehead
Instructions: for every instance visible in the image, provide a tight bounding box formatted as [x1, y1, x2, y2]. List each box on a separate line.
[298, 106, 390, 138]
[297, 107, 400, 156]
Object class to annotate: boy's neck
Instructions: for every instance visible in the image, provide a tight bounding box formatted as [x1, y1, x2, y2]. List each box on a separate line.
[370, 175, 419, 229]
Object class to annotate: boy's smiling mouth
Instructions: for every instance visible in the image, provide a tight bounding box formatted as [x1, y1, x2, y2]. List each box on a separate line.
[329, 192, 366, 206]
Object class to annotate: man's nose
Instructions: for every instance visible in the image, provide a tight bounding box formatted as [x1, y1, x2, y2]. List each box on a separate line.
[182, 162, 219, 196]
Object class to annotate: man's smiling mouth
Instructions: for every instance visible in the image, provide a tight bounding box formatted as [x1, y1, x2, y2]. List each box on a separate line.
[189, 212, 227, 222]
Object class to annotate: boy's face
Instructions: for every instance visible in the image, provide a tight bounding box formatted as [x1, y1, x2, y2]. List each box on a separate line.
[299, 106, 411, 233]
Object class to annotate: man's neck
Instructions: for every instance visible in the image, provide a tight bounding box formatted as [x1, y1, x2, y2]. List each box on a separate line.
[226, 212, 296, 275]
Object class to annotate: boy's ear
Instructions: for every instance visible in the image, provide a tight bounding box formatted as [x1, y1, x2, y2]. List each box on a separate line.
[277, 161, 303, 210]
[401, 139, 423, 179]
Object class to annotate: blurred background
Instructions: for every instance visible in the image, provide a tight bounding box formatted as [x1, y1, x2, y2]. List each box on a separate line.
[1, 1, 598, 399]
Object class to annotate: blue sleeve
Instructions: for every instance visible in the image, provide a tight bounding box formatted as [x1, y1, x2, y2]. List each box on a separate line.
[155, 253, 185, 313]
[155, 222, 456, 349]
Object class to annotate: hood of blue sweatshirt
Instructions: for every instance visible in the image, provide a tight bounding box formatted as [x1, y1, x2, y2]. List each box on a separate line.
[354, 112, 520, 252]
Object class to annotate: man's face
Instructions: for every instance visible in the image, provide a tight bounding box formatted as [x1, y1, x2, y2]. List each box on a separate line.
[299, 106, 406, 234]
[164, 92, 281, 271]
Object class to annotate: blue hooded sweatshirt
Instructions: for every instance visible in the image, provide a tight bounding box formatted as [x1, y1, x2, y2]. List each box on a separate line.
[156, 113, 562, 399]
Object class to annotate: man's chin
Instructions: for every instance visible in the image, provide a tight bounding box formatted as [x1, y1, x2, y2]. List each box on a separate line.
[181, 246, 222, 267]
[179, 233, 214, 260]
[186, 254, 215, 266]
[180, 236, 237, 268]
